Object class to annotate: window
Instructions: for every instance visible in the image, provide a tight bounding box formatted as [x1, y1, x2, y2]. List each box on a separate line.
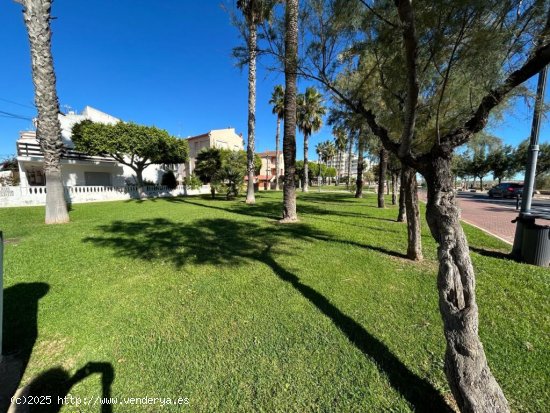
[84, 172, 111, 186]
[27, 168, 45, 186]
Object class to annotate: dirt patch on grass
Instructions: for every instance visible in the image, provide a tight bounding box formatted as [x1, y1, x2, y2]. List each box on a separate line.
[3, 238, 21, 245]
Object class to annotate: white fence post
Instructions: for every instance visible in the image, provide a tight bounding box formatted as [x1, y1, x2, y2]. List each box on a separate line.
[0, 184, 212, 207]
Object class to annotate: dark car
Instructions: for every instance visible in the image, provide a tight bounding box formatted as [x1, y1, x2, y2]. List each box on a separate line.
[488, 182, 523, 198]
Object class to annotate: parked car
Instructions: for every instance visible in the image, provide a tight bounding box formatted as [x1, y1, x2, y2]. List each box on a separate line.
[488, 182, 523, 198]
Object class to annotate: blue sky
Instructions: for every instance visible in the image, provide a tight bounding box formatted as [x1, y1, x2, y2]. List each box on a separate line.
[0, 0, 548, 160]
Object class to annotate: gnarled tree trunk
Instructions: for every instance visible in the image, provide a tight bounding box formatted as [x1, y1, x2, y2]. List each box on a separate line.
[281, 0, 298, 222]
[377, 147, 387, 208]
[245, 21, 257, 204]
[21, 0, 69, 224]
[403, 165, 422, 261]
[423, 157, 509, 413]
[397, 167, 406, 222]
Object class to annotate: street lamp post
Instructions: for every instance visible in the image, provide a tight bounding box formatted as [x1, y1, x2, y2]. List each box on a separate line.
[512, 65, 548, 257]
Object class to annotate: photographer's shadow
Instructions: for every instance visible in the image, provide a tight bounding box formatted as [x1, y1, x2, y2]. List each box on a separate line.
[1, 283, 114, 413]
[11, 362, 114, 413]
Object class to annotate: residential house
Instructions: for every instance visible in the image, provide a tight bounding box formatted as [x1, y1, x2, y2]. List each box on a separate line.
[256, 150, 284, 190]
[16, 106, 168, 187]
[182, 128, 244, 178]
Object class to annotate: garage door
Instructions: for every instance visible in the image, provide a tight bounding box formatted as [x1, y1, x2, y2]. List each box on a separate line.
[84, 172, 111, 186]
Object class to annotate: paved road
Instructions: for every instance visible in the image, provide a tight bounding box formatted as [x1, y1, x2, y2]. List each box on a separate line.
[456, 192, 550, 244]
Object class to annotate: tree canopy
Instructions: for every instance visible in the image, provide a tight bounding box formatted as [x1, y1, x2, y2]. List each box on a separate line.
[72, 121, 188, 193]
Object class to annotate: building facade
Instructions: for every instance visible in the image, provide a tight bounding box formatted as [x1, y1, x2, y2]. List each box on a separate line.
[182, 128, 245, 177]
[256, 150, 284, 190]
[16, 106, 169, 187]
[326, 151, 372, 179]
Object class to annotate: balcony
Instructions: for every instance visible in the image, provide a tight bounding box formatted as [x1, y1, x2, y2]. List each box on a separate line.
[17, 141, 116, 163]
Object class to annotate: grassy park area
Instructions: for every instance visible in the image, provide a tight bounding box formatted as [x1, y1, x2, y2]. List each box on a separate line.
[1, 192, 548, 412]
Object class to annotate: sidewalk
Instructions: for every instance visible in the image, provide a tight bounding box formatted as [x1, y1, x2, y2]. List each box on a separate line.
[418, 191, 518, 244]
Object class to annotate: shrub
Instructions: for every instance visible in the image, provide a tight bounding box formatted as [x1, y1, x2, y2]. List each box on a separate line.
[183, 174, 202, 190]
[161, 170, 178, 189]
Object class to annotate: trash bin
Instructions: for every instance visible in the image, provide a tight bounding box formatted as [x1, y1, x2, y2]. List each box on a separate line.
[521, 223, 550, 267]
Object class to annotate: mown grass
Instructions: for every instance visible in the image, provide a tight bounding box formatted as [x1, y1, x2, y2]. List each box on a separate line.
[0, 192, 547, 412]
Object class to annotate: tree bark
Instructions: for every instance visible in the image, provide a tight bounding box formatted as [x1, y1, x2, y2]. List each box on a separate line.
[21, 0, 69, 224]
[423, 157, 509, 413]
[275, 116, 281, 190]
[303, 132, 309, 192]
[397, 167, 406, 222]
[134, 168, 146, 198]
[391, 172, 397, 205]
[378, 147, 387, 208]
[403, 166, 422, 261]
[347, 134, 353, 189]
[245, 21, 257, 204]
[281, 0, 298, 222]
[355, 137, 364, 198]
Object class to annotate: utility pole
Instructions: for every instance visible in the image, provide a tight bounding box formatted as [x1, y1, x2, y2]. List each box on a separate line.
[512, 65, 547, 256]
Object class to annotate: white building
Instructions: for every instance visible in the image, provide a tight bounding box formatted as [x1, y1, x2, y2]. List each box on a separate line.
[16, 106, 168, 187]
[327, 151, 370, 178]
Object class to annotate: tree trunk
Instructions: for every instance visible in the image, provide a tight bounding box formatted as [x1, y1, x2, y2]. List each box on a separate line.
[245, 22, 257, 204]
[391, 173, 397, 205]
[403, 166, 422, 261]
[378, 147, 387, 208]
[135, 168, 146, 198]
[355, 138, 364, 198]
[21, 0, 69, 224]
[423, 157, 509, 413]
[303, 132, 309, 192]
[275, 116, 281, 190]
[397, 167, 406, 222]
[281, 0, 298, 222]
[479, 176, 483, 191]
[338, 150, 343, 185]
[347, 135, 353, 189]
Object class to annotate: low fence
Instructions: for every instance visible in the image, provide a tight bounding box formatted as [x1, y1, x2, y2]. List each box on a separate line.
[0, 185, 211, 208]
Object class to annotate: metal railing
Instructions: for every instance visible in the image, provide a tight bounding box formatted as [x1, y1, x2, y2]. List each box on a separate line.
[17, 142, 116, 163]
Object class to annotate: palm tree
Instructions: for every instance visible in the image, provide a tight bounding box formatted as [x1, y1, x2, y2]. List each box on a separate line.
[324, 141, 336, 184]
[236, 0, 276, 204]
[315, 142, 324, 190]
[297, 87, 326, 192]
[333, 126, 347, 185]
[280, 0, 298, 222]
[17, 0, 69, 224]
[269, 85, 284, 190]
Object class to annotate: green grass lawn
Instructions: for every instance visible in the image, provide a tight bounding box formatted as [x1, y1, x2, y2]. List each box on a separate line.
[0, 192, 548, 412]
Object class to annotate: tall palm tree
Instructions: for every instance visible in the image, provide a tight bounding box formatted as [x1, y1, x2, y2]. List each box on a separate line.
[236, 0, 276, 204]
[17, 0, 69, 224]
[333, 126, 347, 185]
[280, 0, 298, 222]
[269, 85, 284, 190]
[297, 87, 326, 192]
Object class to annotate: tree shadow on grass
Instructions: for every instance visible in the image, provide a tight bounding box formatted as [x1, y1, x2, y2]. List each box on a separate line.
[469, 246, 511, 260]
[165, 196, 402, 225]
[1, 283, 114, 413]
[84, 218, 451, 411]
